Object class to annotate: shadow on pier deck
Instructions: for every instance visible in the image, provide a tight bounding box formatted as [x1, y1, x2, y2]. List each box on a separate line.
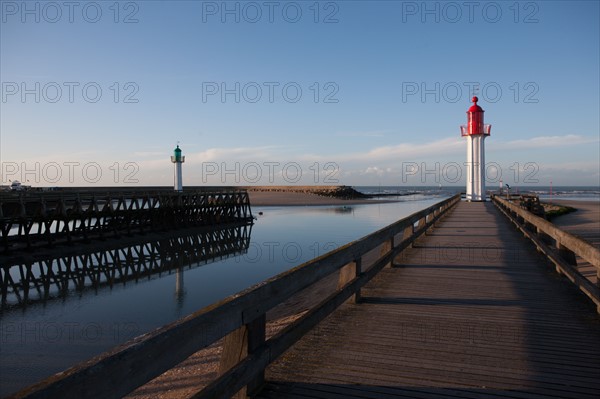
[259, 202, 600, 399]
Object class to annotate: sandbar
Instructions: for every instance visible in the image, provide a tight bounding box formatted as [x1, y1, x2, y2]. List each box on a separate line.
[248, 190, 398, 206]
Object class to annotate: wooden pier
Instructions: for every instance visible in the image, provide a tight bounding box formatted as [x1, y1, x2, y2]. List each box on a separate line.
[260, 200, 600, 399]
[0, 189, 253, 254]
[10, 195, 600, 399]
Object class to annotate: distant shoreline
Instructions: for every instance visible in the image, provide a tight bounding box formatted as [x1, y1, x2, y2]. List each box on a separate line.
[245, 185, 419, 206]
[248, 190, 401, 206]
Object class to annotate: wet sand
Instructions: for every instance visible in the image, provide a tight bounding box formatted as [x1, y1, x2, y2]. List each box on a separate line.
[549, 200, 600, 248]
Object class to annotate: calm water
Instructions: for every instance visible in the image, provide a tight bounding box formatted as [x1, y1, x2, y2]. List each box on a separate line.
[0, 194, 446, 396]
[356, 185, 600, 201]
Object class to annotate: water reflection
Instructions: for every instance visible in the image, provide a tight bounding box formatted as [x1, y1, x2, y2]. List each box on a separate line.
[1, 222, 252, 311]
[286, 205, 356, 215]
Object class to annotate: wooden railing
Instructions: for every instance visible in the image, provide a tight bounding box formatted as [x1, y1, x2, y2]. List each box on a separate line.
[12, 194, 461, 399]
[492, 195, 600, 312]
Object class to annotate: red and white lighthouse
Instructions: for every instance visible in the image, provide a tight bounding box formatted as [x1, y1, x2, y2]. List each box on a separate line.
[460, 96, 491, 201]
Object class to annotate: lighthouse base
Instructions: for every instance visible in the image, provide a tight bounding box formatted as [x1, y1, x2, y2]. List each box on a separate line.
[465, 194, 487, 202]
[465, 134, 486, 204]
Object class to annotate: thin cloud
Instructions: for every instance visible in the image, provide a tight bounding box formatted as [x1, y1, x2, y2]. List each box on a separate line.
[185, 146, 285, 163]
[496, 134, 597, 150]
[7, 134, 597, 186]
[341, 137, 464, 163]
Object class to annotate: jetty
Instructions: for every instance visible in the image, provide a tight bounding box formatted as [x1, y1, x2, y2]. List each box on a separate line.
[10, 194, 600, 399]
[0, 188, 253, 254]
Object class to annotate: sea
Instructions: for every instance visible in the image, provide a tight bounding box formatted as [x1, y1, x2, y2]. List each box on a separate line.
[355, 185, 600, 202]
[0, 186, 598, 395]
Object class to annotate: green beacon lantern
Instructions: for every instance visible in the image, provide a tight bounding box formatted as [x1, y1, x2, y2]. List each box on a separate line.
[170, 144, 185, 191]
[173, 145, 182, 162]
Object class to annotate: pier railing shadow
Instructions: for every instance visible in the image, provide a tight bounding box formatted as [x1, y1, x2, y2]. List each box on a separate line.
[10, 195, 461, 399]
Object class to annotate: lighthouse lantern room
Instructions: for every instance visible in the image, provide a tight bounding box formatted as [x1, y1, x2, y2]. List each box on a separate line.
[460, 96, 491, 201]
[171, 145, 185, 192]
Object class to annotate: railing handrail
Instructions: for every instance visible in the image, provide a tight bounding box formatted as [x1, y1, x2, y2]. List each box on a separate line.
[492, 195, 600, 313]
[492, 195, 600, 267]
[12, 194, 461, 399]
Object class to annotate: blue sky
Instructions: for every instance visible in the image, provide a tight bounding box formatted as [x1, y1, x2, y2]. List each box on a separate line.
[1, 0, 599, 187]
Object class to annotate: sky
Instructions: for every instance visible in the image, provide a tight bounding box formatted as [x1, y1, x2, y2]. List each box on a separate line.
[1, 0, 599, 187]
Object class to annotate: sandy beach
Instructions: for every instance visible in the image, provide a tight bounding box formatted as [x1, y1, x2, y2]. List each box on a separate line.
[548, 200, 600, 248]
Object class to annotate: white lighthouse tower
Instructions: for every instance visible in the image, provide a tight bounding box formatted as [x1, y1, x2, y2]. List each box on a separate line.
[170, 145, 185, 192]
[461, 97, 491, 201]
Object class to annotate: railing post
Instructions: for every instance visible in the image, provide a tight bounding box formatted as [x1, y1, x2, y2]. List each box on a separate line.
[556, 241, 577, 272]
[338, 257, 362, 303]
[380, 236, 394, 268]
[402, 225, 413, 248]
[355, 258, 362, 302]
[536, 227, 554, 246]
[218, 314, 266, 398]
[417, 217, 426, 231]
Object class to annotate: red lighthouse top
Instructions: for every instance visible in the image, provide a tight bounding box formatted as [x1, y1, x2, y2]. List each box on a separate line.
[461, 96, 491, 136]
[468, 96, 483, 112]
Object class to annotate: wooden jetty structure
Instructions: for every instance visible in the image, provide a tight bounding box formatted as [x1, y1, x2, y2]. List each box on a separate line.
[0, 189, 253, 254]
[1, 222, 252, 310]
[11, 194, 600, 399]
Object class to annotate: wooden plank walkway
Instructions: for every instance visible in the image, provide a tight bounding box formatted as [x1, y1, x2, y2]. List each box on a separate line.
[258, 201, 600, 399]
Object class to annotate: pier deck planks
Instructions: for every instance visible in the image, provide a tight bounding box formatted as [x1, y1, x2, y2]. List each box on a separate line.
[258, 201, 600, 399]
